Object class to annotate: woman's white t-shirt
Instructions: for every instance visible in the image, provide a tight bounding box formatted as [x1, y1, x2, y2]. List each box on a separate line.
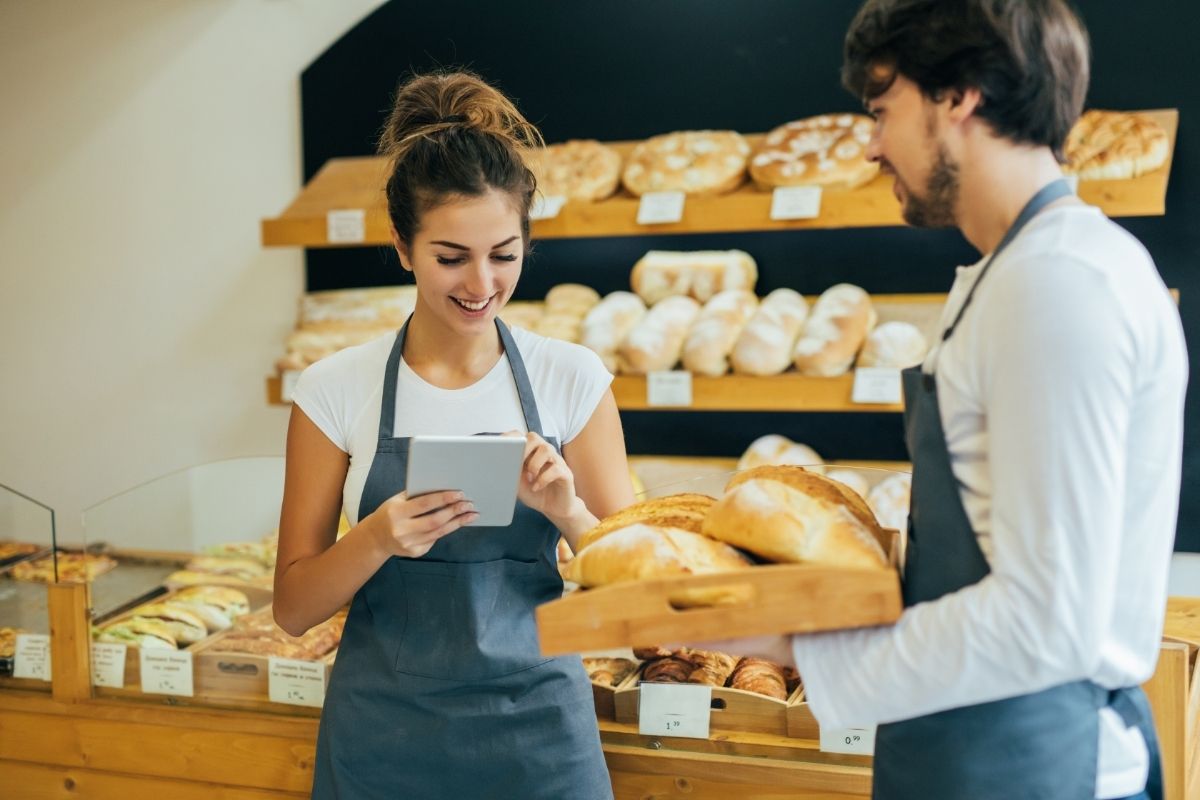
[291, 326, 613, 524]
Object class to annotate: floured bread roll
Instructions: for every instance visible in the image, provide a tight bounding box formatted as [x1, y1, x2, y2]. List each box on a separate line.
[526, 140, 623, 201]
[623, 130, 751, 195]
[535, 311, 583, 342]
[749, 113, 879, 190]
[631, 250, 758, 305]
[793, 284, 876, 377]
[545, 283, 601, 316]
[498, 301, 544, 331]
[825, 469, 871, 501]
[1064, 110, 1169, 181]
[702, 465, 888, 569]
[737, 434, 823, 471]
[730, 289, 809, 376]
[682, 290, 760, 376]
[617, 295, 701, 374]
[581, 292, 647, 373]
[579, 492, 715, 551]
[868, 473, 911, 533]
[857, 321, 928, 368]
[563, 524, 752, 597]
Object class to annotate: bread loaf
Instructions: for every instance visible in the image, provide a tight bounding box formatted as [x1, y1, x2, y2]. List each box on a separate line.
[857, 321, 928, 368]
[682, 290, 760, 376]
[867, 473, 911, 533]
[736, 434, 823, 471]
[563, 524, 752, 598]
[622, 131, 750, 196]
[580, 292, 647, 373]
[702, 466, 888, 569]
[526, 140, 623, 201]
[793, 284, 876, 376]
[544, 283, 601, 316]
[1064, 110, 1169, 180]
[730, 288, 809, 375]
[578, 493, 715, 551]
[631, 250, 758, 305]
[617, 295, 701, 374]
[825, 469, 871, 501]
[498, 300, 545, 331]
[749, 113, 879, 190]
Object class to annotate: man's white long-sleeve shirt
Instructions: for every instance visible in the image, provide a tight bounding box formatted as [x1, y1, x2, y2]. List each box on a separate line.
[792, 205, 1187, 798]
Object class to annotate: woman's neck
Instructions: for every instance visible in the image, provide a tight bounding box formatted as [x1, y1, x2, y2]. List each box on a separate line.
[401, 306, 504, 389]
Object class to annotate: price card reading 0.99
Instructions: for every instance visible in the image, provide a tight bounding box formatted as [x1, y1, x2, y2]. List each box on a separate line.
[268, 656, 326, 708]
[638, 683, 712, 739]
[819, 725, 877, 755]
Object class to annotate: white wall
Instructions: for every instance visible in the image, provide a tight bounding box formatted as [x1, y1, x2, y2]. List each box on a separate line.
[0, 0, 387, 543]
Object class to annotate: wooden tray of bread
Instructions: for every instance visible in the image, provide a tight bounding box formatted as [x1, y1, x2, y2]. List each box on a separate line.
[538, 465, 903, 656]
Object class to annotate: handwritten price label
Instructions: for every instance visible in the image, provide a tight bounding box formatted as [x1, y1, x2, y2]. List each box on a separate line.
[326, 209, 366, 243]
[14, 634, 51, 681]
[638, 683, 712, 739]
[268, 657, 326, 708]
[851, 367, 903, 405]
[139, 649, 194, 697]
[91, 643, 127, 688]
[820, 725, 876, 755]
[646, 370, 693, 407]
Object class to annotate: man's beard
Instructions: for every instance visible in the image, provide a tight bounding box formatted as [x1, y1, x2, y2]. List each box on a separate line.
[900, 143, 959, 229]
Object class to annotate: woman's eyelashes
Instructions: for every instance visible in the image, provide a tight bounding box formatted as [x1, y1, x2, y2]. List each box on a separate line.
[434, 253, 520, 266]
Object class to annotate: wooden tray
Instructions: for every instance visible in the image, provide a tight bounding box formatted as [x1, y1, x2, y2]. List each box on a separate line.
[614, 676, 804, 736]
[591, 666, 642, 720]
[538, 530, 902, 656]
[786, 687, 820, 739]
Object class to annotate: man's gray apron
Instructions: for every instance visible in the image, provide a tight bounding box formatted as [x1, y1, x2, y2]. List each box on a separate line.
[312, 318, 612, 799]
[871, 179, 1163, 800]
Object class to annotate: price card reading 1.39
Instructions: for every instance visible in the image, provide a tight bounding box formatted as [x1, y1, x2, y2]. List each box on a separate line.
[268, 657, 326, 708]
[820, 725, 877, 755]
[638, 683, 712, 739]
[140, 649, 194, 697]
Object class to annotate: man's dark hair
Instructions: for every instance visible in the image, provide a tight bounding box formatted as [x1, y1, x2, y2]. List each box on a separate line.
[843, 0, 1090, 160]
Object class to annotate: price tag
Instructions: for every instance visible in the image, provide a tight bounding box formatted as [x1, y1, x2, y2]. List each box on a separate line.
[1065, 174, 1080, 193]
[279, 370, 301, 403]
[13, 634, 51, 681]
[268, 657, 326, 708]
[326, 209, 366, 244]
[770, 186, 823, 220]
[646, 370, 693, 407]
[91, 643, 127, 688]
[851, 367, 903, 405]
[639, 683, 712, 739]
[140, 649, 194, 697]
[636, 191, 686, 225]
[820, 725, 877, 755]
[529, 194, 567, 221]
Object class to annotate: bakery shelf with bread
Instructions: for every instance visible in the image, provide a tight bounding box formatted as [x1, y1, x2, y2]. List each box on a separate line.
[261, 109, 1178, 247]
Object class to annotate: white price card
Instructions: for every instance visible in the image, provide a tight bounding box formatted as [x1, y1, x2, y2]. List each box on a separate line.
[91, 643, 127, 688]
[13, 634, 51, 681]
[647, 370, 693, 407]
[820, 725, 877, 755]
[140, 649, 194, 697]
[280, 370, 301, 403]
[268, 657, 326, 708]
[326, 209, 366, 244]
[770, 186, 823, 220]
[529, 194, 567, 221]
[851, 367, 903, 405]
[639, 683, 712, 739]
[1065, 174, 1080, 194]
[636, 191, 686, 225]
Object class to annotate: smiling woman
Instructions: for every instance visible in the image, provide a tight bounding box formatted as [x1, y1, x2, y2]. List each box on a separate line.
[273, 70, 633, 799]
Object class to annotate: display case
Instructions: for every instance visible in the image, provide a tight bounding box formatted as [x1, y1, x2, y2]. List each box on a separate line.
[0, 483, 56, 690]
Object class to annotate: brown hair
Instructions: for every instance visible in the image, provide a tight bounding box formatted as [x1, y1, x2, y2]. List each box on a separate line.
[842, 0, 1090, 160]
[378, 70, 543, 248]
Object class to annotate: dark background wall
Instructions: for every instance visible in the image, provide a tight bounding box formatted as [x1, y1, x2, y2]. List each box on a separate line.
[296, 0, 1199, 550]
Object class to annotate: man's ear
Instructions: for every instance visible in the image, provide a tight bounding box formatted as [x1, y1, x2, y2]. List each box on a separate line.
[946, 86, 984, 123]
[390, 228, 412, 272]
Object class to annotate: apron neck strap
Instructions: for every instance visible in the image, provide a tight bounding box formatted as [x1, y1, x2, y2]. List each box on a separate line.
[942, 178, 1074, 343]
[377, 315, 544, 440]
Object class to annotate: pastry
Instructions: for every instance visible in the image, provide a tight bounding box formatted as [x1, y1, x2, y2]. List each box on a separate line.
[641, 656, 694, 684]
[526, 140, 622, 201]
[0, 627, 26, 659]
[750, 113, 879, 190]
[622, 130, 750, 195]
[1064, 110, 1169, 180]
[630, 250, 758, 305]
[793, 284, 876, 377]
[730, 288, 809, 375]
[0, 542, 40, 562]
[685, 649, 739, 687]
[682, 290, 760, 376]
[857, 321, 928, 368]
[11, 552, 117, 584]
[582, 657, 637, 687]
[730, 657, 789, 700]
[184, 556, 269, 582]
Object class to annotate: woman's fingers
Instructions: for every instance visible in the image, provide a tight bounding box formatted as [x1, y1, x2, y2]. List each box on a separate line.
[401, 490, 465, 517]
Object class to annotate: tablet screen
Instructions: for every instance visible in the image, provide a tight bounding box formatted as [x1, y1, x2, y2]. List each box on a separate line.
[405, 435, 526, 527]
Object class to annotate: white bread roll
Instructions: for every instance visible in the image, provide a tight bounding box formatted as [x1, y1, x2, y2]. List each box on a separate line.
[544, 283, 601, 317]
[682, 290, 760, 376]
[702, 466, 888, 569]
[857, 321, 928, 368]
[631, 250, 758, 305]
[580, 292, 647, 373]
[736, 434, 823, 471]
[793, 284, 877, 377]
[498, 301, 545, 331]
[535, 311, 583, 342]
[564, 523, 752, 588]
[867, 473, 911, 533]
[617, 295, 701, 374]
[730, 289, 809, 375]
[825, 469, 871, 501]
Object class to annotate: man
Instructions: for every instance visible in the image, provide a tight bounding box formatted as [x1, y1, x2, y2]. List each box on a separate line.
[717, 2, 1186, 798]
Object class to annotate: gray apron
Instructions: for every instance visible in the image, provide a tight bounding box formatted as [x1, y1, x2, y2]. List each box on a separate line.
[872, 180, 1164, 800]
[312, 318, 612, 800]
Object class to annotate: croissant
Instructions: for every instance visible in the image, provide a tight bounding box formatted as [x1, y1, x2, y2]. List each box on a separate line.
[684, 649, 739, 687]
[730, 657, 789, 700]
[641, 656, 693, 684]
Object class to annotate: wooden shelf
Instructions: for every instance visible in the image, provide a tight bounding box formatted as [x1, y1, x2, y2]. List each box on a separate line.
[261, 109, 1178, 247]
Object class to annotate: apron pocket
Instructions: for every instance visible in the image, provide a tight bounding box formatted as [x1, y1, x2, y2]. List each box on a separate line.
[387, 557, 554, 681]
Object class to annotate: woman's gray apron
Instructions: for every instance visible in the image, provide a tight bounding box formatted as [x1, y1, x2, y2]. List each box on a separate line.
[312, 318, 612, 799]
[871, 180, 1163, 800]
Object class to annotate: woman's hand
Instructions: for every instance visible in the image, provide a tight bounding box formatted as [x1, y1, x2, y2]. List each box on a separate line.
[515, 431, 583, 523]
[368, 490, 477, 559]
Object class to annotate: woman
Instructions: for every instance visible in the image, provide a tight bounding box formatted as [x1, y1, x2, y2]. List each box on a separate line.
[274, 70, 633, 799]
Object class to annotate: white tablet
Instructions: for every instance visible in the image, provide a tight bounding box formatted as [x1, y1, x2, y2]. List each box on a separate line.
[405, 435, 527, 527]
